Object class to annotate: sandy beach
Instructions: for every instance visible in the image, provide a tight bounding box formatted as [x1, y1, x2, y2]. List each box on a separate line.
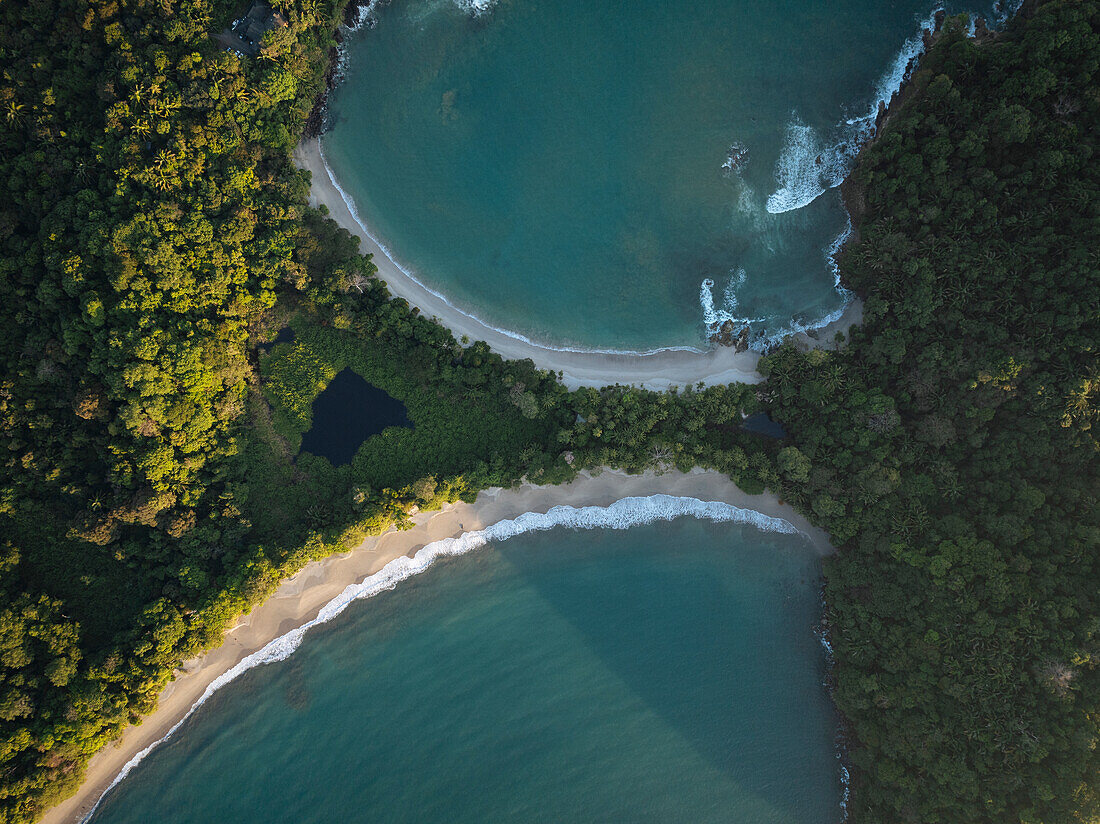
[43, 468, 832, 824]
[292, 138, 862, 391]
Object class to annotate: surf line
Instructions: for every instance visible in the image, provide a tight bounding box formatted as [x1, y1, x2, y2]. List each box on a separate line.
[706, 3, 1012, 347]
[78, 495, 807, 822]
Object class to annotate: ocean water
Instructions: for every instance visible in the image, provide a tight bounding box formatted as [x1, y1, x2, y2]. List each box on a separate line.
[90, 517, 841, 824]
[321, 0, 1007, 351]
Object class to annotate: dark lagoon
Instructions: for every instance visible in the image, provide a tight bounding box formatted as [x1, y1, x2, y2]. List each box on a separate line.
[742, 413, 788, 439]
[300, 369, 412, 465]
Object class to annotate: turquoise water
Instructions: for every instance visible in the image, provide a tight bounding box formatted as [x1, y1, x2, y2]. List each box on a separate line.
[90, 518, 840, 823]
[322, 0, 1003, 351]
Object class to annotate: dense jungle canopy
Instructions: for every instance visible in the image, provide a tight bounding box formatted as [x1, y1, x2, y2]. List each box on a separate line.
[0, 0, 1096, 822]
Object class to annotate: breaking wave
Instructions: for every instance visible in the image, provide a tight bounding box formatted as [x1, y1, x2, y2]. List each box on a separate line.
[699, 269, 766, 332]
[345, 0, 386, 31]
[765, 118, 860, 215]
[79, 495, 802, 822]
[699, 214, 854, 351]
[993, 0, 1024, 27]
[455, 0, 497, 14]
[714, 2, 1023, 345]
[765, 8, 941, 215]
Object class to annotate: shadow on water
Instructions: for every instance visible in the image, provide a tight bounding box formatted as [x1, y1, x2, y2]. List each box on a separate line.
[494, 521, 836, 822]
[300, 369, 412, 466]
[87, 522, 838, 824]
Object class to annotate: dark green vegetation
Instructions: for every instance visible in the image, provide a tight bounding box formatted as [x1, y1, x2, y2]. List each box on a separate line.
[0, 0, 342, 817]
[296, 369, 411, 466]
[762, 5, 1100, 821]
[0, 0, 1096, 822]
[0, 1, 759, 818]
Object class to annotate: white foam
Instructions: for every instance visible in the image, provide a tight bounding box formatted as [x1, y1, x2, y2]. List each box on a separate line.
[751, 219, 855, 350]
[992, 0, 1024, 28]
[455, 0, 497, 13]
[723, 267, 746, 310]
[78, 495, 803, 822]
[699, 271, 766, 331]
[839, 762, 851, 819]
[700, 215, 854, 351]
[721, 142, 749, 176]
[826, 215, 854, 296]
[346, 0, 385, 32]
[870, 9, 939, 118]
[713, 8, 943, 343]
[766, 8, 941, 216]
[764, 119, 859, 215]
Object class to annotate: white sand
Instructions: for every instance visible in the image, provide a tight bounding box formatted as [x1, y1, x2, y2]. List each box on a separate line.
[43, 468, 832, 824]
[292, 138, 863, 390]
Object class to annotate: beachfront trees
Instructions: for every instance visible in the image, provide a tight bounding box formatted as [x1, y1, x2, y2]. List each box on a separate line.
[761, 5, 1100, 821]
[0, 0, 1096, 822]
[0, 0, 345, 816]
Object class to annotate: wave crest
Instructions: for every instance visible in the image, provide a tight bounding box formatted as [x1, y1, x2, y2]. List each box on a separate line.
[455, 0, 497, 14]
[764, 119, 858, 215]
[765, 8, 940, 215]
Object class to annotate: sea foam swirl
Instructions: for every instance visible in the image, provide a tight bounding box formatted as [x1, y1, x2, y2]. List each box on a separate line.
[79, 495, 801, 822]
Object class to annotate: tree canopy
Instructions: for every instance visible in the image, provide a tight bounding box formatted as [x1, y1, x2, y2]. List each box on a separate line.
[0, 0, 1096, 822]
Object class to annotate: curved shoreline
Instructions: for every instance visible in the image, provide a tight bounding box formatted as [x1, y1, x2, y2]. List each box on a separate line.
[293, 138, 863, 390]
[43, 468, 832, 824]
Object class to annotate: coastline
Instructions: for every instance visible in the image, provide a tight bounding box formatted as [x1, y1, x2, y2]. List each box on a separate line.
[293, 137, 864, 390]
[43, 468, 832, 824]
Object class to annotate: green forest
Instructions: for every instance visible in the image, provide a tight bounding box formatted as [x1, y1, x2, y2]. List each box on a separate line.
[0, 0, 1096, 822]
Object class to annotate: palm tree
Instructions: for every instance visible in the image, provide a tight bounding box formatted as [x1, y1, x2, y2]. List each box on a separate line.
[5, 100, 25, 124]
[649, 445, 673, 473]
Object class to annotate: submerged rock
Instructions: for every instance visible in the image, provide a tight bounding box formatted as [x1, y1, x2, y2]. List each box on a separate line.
[711, 320, 751, 352]
[722, 142, 749, 175]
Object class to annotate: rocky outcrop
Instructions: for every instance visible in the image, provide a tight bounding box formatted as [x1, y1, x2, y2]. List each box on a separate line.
[709, 320, 751, 352]
[722, 143, 749, 175]
[874, 100, 888, 135]
[303, 0, 387, 139]
[303, 44, 339, 138]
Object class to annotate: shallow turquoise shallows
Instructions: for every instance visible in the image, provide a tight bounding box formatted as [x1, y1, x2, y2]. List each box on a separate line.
[91, 519, 841, 823]
[321, 0, 1004, 350]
